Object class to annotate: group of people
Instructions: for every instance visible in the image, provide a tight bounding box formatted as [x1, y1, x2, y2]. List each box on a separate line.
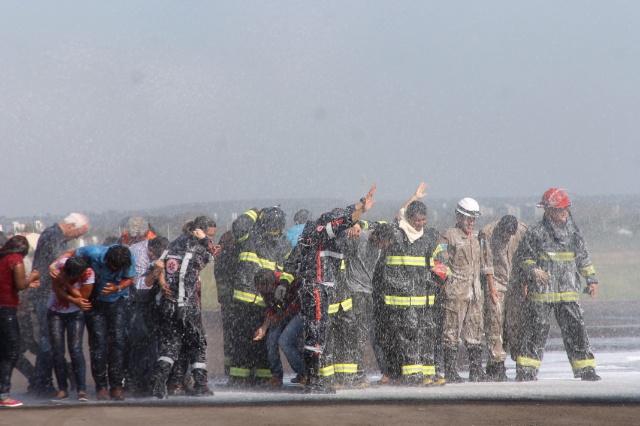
[0, 184, 602, 406]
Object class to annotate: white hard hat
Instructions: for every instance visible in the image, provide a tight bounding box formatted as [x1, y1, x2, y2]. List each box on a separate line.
[456, 198, 481, 217]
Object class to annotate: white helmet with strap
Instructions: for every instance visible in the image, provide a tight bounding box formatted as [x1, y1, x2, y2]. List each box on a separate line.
[456, 197, 481, 217]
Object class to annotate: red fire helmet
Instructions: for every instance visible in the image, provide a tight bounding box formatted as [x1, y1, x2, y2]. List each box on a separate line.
[536, 188, 571, 209]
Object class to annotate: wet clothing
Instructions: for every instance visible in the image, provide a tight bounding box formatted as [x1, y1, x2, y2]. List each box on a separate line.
[479, 220, 527, 364]
[153, 233, 216, 392]
[27, 224, 68, 394]
[228, 209, 292, 382]
[77, 245, 136, 392]
[284, 206, 357, 384]
[431, 225, 485, 348]
[0, 254, 24, 398]
[213, 231, 237, 374]
[516, 215, 598, 378]
[374, 225, 440, 384]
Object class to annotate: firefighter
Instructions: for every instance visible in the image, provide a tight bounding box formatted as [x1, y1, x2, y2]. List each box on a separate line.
[284, 184, 376, 393]
[479, 215, 527, 381]
[431, 197, 487, 383]
[515, 189, 601, 382]
[227, 207, 293, 386]
[148, 216, 219, 398]
[374, 184, 442, 386]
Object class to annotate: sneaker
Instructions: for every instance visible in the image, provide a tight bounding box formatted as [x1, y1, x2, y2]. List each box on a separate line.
[432, 375, 447, 387]
[353, 380, 370, 389]
[0, 397, 23, 407]
[377, 375, 390, 385]
[77, 390, 89, 402]
[96, 388, 110, 401]
[53, 390, 69, 401]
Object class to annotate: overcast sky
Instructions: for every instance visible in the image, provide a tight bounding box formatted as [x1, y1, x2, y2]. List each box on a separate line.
[1, 1, 639, 217]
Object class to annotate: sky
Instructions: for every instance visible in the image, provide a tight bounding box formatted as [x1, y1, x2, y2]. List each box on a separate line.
[1, 1, 639, 217]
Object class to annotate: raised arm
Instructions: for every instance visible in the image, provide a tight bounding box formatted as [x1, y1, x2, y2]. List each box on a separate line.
[397, 182, 428, 220]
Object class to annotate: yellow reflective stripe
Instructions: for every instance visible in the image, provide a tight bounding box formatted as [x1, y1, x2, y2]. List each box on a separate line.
[334, 364, 358, 374]
[340, 259, 346, 270]
[233, 290, 266, 307]
[384, 295, 427, 306]
[428, 295, 435, 306]
[255, 368, 272, 378]
[224, 357, 232, 367]
[237, 234, 249, 243]
[527, 292, 579, 303]
[571, 358, 596, 370]
[517, 356, 541, 369]
[579, 265, 596, 278]
[402, 365, 423, 375]
[237, 252, 277, 271]
[360, 220, 369, 230]
[539, 251, 576, 262]
[328, 303, 340, 314]
[386, 256, 427, 267]
[319, 365, 335, 377]
[238, 251, 260, 263]
[429, 244, 447, 268]
[523, 259, 537, 272]
[422, 365, 436, 376]
[244, 210, 258, 221]
[280, 272, 294, 284]
[341, 298, 353, 311]
[229, 367, 251, 378]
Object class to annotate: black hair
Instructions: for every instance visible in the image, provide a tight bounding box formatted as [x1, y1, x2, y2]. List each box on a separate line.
[184, 216, 216, 234]
[149, 236, 170, 258]
[371, 223, 395, 243]
[497, 215, 519, 235]
[104, 245, 132, 271]
[0, 235, 29, 260]
[63, 256, 90, 280]
[406, 200, 427, 218]
[294, 209, 312, 225]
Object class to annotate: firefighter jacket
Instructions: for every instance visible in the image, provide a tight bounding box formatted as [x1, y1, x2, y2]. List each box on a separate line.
[479, 220, 528, 293]
[430, 225, 484, 301]
[284, 205, 357, 287]
[231, 209, 293, 304]
[376, 225, 440, 307]
[213, 230, 237, 304]
[329, 242, 352, 313]
[159, 233, 216, 323]
[518, 215, 598, 303]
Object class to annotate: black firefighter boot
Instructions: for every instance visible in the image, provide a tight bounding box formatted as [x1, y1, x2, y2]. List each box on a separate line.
[190, 368, 214, 396]
[468, 345, 488, 382]
[303, 351, 335, 394]
[486, 361, 508, 382]
[148, 360, 173, 399]
[443, 346, 464, 384]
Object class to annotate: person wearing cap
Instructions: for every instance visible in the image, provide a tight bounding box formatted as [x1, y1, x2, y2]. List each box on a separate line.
[430, 197, 487, 383]
[515, 189, 601, 382]
[479, 215, 528, 381]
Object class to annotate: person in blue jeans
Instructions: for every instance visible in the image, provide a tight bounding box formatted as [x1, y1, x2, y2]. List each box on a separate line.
[253, 271, 305, 387]
[48, 256, 94, 401]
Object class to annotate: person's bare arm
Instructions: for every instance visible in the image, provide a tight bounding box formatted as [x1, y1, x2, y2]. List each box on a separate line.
[49, 250, 77, 279]
[351, 183, 377, 223]
[397, 182, 428, 220]
[13, 263, 29, 291]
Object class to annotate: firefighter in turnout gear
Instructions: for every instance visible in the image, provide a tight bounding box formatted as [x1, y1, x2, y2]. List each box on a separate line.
[431, 197, 487, 383]
[228, 206, 293, 386]
[148, 216, 219, 398]
[515, 189, 601, 382]
[374, 183, 443, 386]
[479, 215, 527, 381]
[284, 184, 377, 394]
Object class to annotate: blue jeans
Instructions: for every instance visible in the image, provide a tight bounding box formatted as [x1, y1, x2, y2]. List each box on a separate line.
[84, 298, 127, 391]
[267, 313, 305, 379]
[0, 307, 20, 398]
[31, 297, 54, 392]
[47, 310, 87, 392]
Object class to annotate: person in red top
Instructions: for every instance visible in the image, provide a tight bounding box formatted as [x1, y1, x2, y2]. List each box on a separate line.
[0, 236, 37, 407]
